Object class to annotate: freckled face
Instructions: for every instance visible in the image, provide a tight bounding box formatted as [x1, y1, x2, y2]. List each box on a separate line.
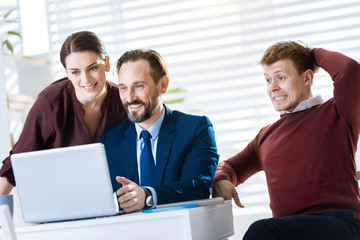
[264, 59, 312, 112]
[65, 51, 110, 105]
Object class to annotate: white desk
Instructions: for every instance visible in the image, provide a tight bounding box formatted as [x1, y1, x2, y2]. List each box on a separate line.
[2, 201, 234, 240]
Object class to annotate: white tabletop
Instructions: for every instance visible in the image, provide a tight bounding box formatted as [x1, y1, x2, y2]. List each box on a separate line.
[2, 200, 234, 240]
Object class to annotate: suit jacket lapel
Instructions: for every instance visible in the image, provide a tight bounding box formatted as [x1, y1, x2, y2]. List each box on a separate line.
[156, 106, 176, 184]
[121, 122, 140, 185]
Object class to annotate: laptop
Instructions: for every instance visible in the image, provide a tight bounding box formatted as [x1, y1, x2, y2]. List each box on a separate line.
[11, 143, 119, 223]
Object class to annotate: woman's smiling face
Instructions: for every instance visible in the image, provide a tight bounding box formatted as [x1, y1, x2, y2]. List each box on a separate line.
[65, 50, 110, 105]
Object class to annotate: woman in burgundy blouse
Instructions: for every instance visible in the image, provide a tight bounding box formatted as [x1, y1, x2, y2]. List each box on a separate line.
[0, 31, 127, 194]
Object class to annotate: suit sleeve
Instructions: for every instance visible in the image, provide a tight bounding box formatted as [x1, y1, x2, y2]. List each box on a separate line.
[154, 116, 219, 204]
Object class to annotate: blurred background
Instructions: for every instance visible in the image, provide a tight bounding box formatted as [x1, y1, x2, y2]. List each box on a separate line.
[0, 0, 359, 238]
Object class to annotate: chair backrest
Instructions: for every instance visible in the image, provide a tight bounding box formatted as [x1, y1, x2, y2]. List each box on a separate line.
[0, 205, 17, 240]
[6, 94, 34, 148]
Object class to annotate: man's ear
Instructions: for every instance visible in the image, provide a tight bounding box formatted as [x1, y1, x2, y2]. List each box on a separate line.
[105, 56, 110, 72]
[304, 69, 314, 86]
[159, 75, 169, 94]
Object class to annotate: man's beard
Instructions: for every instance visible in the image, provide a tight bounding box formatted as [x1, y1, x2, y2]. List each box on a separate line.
[123, 96, 160, 123]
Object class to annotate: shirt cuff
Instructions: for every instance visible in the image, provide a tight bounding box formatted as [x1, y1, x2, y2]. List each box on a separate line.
[145, 186, 158, 206]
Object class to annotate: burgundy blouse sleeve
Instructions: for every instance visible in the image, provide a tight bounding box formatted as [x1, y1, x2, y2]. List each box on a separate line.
[0, 92, 55, 186]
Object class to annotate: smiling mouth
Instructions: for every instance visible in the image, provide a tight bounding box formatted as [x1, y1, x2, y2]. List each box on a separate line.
[83, 83, 97, 90]
[124, 101, 146, 112]
[128, 104, 143, 110]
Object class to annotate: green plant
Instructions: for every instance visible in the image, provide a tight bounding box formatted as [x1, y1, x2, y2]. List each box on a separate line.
[164, 87, 185, 104]
[0, 9, 22, 54]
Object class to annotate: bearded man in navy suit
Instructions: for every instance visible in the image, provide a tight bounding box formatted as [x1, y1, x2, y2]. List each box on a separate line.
[102, 49, 219, 213]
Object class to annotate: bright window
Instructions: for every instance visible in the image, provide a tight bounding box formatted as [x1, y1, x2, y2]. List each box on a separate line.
[46, 0, 360, 236]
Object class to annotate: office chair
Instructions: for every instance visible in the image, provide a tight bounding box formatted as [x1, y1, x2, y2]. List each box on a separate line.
[0, 205, 17, 240]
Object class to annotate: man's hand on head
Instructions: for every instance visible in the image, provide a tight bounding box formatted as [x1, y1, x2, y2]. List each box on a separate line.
[116, 176, 146, 213]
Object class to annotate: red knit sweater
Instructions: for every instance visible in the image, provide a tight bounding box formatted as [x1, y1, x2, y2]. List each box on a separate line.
[214, 48, 360, 220]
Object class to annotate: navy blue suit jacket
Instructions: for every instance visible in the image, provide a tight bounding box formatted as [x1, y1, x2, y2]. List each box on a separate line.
[102, 105, 219, 205]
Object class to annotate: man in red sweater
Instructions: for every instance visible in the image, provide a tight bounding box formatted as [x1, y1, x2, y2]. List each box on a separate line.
[213, 41, 360, 239]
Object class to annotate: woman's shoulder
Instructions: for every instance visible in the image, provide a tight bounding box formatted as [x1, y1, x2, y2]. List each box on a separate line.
[39, 78, 74, 103]
[104, 80, 121, 101]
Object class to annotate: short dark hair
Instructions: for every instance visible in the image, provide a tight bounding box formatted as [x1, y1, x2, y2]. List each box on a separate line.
[116, 49, 168, 83]
[60, 31, 107, 68]
[260, 41, 318, 74]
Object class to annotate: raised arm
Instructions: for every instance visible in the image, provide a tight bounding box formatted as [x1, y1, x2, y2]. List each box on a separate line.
[312, 48, 360, 124]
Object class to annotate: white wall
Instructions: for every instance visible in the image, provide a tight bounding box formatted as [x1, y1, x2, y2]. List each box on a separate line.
[19, 0, 49, 56]
[0, 49, 11, 160]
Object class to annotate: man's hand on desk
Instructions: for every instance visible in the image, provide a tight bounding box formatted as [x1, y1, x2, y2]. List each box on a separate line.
[116, 176, 145, 213]
[213, 180, 244, 208]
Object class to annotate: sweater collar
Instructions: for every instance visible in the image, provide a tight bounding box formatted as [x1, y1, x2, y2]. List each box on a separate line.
[280, 95, 324, 115]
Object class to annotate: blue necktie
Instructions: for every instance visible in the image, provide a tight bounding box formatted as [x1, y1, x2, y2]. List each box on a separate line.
[140, 130, 155, 186]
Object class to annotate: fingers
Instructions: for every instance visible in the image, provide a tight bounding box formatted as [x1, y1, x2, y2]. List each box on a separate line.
[232, 188, 244, 208]
[115, 176, 145, 213]
[116, 176, 131, 185]
[213, 180, 244, 208]
[118, 188, 144, 213]
[213, 180, 232, 200]
[116, 182, 135, 196]
[119, 197, 143, 213]
[116, 176, 135, 196]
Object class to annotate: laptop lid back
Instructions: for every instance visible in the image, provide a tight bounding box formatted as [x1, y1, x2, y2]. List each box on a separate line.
[11, 143, 117, 223]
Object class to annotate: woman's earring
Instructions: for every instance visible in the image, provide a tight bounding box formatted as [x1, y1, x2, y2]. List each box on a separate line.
[105, 56, 110, 68]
